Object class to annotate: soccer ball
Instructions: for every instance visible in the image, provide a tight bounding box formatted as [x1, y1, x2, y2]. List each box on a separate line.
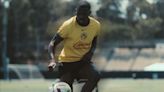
[49, 82, 72, 92]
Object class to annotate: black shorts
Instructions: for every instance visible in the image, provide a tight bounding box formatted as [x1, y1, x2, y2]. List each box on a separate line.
[58, 60, 100, 86]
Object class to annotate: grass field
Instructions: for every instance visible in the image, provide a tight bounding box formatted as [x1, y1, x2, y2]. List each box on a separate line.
[0, 79, 164, 92]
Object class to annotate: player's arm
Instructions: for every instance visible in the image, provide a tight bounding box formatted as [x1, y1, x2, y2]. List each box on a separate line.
[81, 36, 97, 62]
[48, 33, 63, 71]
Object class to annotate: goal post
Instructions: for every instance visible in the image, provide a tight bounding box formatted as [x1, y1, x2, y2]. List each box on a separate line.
[8, 64, 44, 79]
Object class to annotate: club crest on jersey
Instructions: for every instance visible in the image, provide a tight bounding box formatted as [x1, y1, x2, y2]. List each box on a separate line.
[81, 32, 87, 40]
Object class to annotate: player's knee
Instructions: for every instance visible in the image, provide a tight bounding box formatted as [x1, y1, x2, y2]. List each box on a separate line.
[90, 72, 101, 83]
[95, 73, 101, 82]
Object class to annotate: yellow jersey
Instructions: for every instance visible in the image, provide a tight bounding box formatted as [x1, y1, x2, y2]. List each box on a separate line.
[57, 16, 100, 62]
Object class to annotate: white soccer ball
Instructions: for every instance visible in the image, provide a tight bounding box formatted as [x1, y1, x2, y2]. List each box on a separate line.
[49, 82, 72, 92]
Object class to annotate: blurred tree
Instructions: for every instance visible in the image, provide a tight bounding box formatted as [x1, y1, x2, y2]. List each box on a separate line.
[136, 17, 162, 39]
[97, 0, 164, 48]
[156, 0, 164, 19]
[9, 0, 51, 64]
[127, 0, 163, 39]
[155, 0, 164, 38]
[8, 0, 80, 64]
[0, 2, 3, 66]
[96, 0, 124, 23]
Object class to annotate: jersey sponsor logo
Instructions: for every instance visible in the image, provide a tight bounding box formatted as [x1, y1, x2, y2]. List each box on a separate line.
[73, 41, 91, 49]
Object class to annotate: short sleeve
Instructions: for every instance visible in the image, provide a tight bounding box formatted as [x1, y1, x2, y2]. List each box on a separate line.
[57, 22, 70, 38]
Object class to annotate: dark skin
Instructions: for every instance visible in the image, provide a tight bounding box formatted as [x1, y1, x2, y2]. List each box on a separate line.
[48, 7, 97, 71]
[76, 7, 91, 26]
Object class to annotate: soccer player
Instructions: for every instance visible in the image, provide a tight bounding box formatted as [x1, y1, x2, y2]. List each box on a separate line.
[48, 1, 101, 92]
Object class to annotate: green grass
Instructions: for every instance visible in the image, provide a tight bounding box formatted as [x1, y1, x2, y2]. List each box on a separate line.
[0, 79, 49, 92]
[0, 79, 164, 92]
[98, 79, 164, 92]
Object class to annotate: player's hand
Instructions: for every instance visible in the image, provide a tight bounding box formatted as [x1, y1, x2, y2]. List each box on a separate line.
[48, 59, 56, 72]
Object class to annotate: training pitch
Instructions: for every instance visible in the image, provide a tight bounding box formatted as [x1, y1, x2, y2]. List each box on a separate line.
[0, 79, 164, 92]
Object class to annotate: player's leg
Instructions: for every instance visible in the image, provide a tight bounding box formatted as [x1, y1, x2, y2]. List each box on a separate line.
[58, 63, 75, 90]
[77, 62, 101, 92]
